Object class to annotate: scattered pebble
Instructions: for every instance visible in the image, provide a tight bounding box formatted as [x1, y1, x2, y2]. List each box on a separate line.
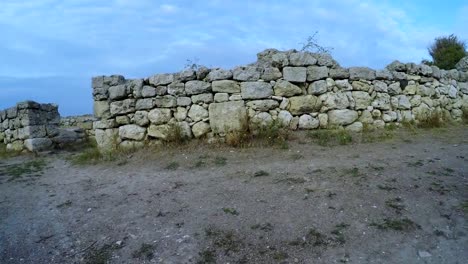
[87, 208, 92, 212]
[418, 250, 432, 258]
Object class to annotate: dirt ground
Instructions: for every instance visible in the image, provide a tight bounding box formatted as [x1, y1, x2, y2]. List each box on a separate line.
[1, 126, 467, 264]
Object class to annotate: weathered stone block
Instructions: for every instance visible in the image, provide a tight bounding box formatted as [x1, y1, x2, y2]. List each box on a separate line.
[147, 124, 171, 140]
[349, 67, 376, 81]
[246, 100, 279, 111]
[233, 66, 261, 81]
[148, 108, 172, 125]
[192, 122, 211, 138]
[289, 52, 317, 66]
[108, 84, 127, 100]
[212, 80, 240, 93]
[135, 98, 154, 110]
[167, 82, 185, 95]
[119, 125, 146, 141]
[308, 80, 328, 95]
[288, 95, 321, 115]
[283, 67, 307, 82]
[24, 138, 53, 152]
[154, 96, 177, 108]
[328, 110, 358, 126]
[192, 93, 214, 104]
[94, 101, 110, 119]
[261, 67, 282, 81]
[110, 99, 135, 116]
[209, 101, 247, 133]
[188, 105, 209, 122]
[307, 66, 329, 81]
[241, 82, 273, 99]
[149, 73, 174, 86]
[206, 69, 233, 81]
[185, 81, 211, 95]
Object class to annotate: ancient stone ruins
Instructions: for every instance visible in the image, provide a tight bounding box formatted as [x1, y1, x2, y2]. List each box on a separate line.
[0, 101, 87, 152]
[1, 49, 468, 152]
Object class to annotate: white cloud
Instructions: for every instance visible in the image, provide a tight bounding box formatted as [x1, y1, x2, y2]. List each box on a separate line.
[160, 4, 178, 14]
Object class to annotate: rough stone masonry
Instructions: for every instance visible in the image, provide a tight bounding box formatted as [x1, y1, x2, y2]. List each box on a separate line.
[90, 49, 468, 151]
[0, 101, 88, 152]
[0, 101, 60, 151]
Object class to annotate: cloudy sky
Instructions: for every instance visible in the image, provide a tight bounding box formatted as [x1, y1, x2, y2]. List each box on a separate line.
[1, 0, 467, 115]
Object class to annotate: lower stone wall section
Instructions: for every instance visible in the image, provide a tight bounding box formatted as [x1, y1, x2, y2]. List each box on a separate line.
[0, 101, 60, 151]
[1, 101, 89, 152]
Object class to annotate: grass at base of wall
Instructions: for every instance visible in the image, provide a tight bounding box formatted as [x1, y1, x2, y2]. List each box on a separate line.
[462, 109, 468, 124]
[415, 111, 447, 129]
[307, 129, 353, 146]
[225, 120, 289, 149]
[68, 140, 117, 165]
[0, 143, 21, 159]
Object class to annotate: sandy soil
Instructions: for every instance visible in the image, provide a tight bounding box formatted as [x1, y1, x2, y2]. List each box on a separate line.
[1, 127, 467, 264]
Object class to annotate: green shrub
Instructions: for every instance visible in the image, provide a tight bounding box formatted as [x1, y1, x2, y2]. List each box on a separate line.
[428, 34, 467, 70]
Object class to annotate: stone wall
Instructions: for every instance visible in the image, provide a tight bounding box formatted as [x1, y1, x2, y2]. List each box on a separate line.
[0, 101, 60, 151]
[91, 49, 468, 150]
[60, 115, 96, 136]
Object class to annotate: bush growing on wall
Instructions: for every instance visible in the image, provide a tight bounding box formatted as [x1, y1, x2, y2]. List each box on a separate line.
[428, 34, 467, 70]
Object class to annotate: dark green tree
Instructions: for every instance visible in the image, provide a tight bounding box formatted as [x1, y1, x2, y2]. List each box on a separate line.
[428, 34, 467, 70]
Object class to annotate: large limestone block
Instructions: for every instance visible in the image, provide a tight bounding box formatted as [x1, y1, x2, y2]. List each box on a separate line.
[246, 100, 279, 111]
[456, 56, 468, 71]
[283, 67, 307, 82]
[135, 98, 154, 110]
[18, 125, 47, 139]
[289, 52, 317, 66]
[154, 95, 177, 108]
[134, 111, 149, 126]
[277, 110, 293, 126]
[349, 67, 376, 80]
[185, 81, 211, 95]
[352, 91, 371, 110]
[93, 119, 117, 129]
[320, 92, 350, 110]
[119, 125, 146, 141]
[308, 80, 328, 95]
[372, 93, 392, 110]
[141, 86, 156, 97]
[329, 68, 350, 79]
[273, 80, 302, 97]
[212, 80, 241, 93]
[288, 95, 321, 115]
[149, 73, 174, 86]
[261, 67, 282, 81]
[179, 69, 197, 82]
[328, 110, 359, 126]
[94, 101, 110, 119]
[307, 66, 329, 81]
[188, 105, 209, 122]
[110, 99, 135, 116]
[148, 109, 172, 125]
[209, 101, 247, 133]
[233, 66, 261, 81]
[147, 124, 171, 140]
[241, 82, 273, 99]
[108, 84, 127, 100]
[298, 114, 319, 129]
[206, 69, 233, 81]
[95, 128, 118, 151]
[192, 121, 211, 138]
[192, 93, 214, 104]
[24, 138, 53, 152]
[167, 82, 185, 96]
